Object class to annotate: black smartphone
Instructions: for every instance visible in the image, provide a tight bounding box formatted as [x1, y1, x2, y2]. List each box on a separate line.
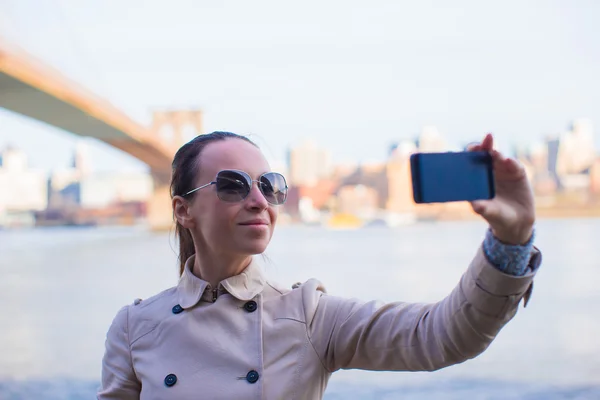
[410, 151, 495, 204]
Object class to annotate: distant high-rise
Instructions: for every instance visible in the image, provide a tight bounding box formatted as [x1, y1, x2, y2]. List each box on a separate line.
[546, 136, 562, 189]
[0, 147, 47, 212]
[528, 141, 549, 179]
[1, 146, 27, 172]
[556, 118, 595, 175]
[544, 118, 596, 192]
[73, 141, 92, 177]
[386, 154, 415, 214]
[416, 126, 446, 153]
[591, 158, 600, 194]
[288, 140, 332, 186]
[390, 140, 417, 160]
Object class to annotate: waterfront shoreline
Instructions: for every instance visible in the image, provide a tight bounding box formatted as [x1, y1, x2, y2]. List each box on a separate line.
[1, 206, 599, 231]
[1, 378, 598, 400]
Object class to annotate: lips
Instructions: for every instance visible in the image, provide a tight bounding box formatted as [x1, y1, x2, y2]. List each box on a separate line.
[239, 219, 269, 226]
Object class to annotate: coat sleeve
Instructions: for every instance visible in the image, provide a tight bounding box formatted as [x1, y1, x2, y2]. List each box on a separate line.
[97, 305, 141, 399]
[304, 245, 541, 373]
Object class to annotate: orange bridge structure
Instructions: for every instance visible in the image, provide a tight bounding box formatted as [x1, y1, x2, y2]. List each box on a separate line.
[0, 38, 201, 230]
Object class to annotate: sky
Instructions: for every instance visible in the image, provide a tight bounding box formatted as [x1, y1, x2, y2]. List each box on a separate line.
[0, 0, 599, 174]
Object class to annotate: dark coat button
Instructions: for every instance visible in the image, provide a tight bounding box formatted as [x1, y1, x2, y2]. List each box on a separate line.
[172, 304, 183, 314]
[246, 370, 259, 384]
[243, 300, 257, 313]
[164, 373, 177, 387]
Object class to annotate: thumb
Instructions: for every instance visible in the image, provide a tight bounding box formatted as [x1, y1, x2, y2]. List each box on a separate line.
[471, 200, 506, 229]
[470, 199, 501, 220]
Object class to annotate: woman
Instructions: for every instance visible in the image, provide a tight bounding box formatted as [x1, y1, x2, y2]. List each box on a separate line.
[98, 131, 541, 399]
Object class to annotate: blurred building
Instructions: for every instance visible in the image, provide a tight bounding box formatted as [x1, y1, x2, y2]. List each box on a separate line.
[416, 126, 446, 153]
[390, 140, 417, 159]
[332, 163, 357, 180]
[522, 141, 548, 175]
[591, 158, 600, 195]
[513, 140, 556, 195]
[556, 119, 595, 175]
[287, 140, 333, 186]
[284, 178, 338, 223]
[336, 184, 379, 218]
[79, 173, 153, 209]
[48, 168, 81, 208]
[41, 142, 153, 226]
[73, 142, 92, 177]
[548, 118, 595, 192]
[386, 145, 416, 214]
[336, 162, 387, 209]
[0, 146, 48, 212]
[47, 141, 93, 208]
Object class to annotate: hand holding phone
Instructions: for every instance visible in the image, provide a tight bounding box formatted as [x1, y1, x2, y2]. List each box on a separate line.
[410, 151, 495, 204]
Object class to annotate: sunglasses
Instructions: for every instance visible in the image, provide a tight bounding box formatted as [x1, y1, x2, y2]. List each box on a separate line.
[181, 169, 288, 205]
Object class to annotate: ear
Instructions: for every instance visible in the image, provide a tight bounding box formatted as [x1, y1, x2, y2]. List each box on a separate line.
[172, 196, 195, 229]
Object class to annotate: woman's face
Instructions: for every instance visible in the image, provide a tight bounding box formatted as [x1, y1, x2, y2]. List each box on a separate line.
[185, 139, 279, 257]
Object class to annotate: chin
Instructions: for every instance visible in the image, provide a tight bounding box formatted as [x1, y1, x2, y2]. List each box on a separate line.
[237, 239, 270, 255]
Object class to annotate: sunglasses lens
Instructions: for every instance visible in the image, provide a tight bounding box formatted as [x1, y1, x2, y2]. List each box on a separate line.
[260, 173, 288, 205]
[215, 171, 250, 202]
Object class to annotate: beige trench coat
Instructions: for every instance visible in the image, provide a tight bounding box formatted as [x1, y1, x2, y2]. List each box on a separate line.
[98, 245, 541, 399]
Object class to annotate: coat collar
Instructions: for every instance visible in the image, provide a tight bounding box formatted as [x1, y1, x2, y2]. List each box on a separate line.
[177, 255, 266, 309]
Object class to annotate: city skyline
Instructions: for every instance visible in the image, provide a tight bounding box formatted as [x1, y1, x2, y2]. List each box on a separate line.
[1, 118, 596, 177]
[2, 114, 598, 230]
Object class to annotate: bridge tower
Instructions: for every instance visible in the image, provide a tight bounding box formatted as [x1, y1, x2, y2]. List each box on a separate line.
[147, 109, 203, 231]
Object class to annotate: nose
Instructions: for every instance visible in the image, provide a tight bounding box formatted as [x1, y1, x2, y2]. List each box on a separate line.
[245, 181, 268, 210]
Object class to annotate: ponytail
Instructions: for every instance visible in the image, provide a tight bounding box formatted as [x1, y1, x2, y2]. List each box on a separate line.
[176, 220, 195, 276]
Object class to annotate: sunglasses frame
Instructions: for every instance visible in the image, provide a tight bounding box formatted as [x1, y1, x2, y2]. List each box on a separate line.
[180, 169, 288, 205]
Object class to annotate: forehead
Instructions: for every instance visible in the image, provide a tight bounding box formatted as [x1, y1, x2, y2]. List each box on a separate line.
[198, 139, 270, 180]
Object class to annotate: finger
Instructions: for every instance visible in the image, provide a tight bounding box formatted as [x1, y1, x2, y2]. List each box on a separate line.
[489, 150, 519, 169]
[467, 133, 494, 152]
[470, 199, 487, 215]
[489, 149, 506, 163]
[481, 133, 494, 151]
[470, 199, 501, 221]
[501, 157, 527, 177]
[489, 153, 526, 180]
[467, 143, 483, 152]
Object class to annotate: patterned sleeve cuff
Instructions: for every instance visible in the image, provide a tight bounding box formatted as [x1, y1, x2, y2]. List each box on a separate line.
[482, 228, 535, 276]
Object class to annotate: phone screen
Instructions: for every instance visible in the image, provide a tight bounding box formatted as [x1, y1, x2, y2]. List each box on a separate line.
[410, 151, 495, 203]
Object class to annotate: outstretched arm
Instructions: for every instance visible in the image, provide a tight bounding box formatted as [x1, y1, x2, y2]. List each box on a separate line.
[304, 239, 540, 372]
[305, 133, 540, 372]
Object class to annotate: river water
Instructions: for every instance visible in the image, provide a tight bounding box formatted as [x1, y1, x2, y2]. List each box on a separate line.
[0, 218, 599, 399]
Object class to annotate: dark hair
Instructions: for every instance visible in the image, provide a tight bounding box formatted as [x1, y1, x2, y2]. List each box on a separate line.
[170, 131, 257, 276]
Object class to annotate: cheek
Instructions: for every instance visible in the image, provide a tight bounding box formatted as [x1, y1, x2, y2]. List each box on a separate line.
[195, 196, 228, 231]
[205, 202, 241, 232]
[269, 207, 279, 226]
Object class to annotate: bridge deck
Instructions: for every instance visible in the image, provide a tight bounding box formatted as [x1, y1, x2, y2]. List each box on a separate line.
[0, 39, 173, 180]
